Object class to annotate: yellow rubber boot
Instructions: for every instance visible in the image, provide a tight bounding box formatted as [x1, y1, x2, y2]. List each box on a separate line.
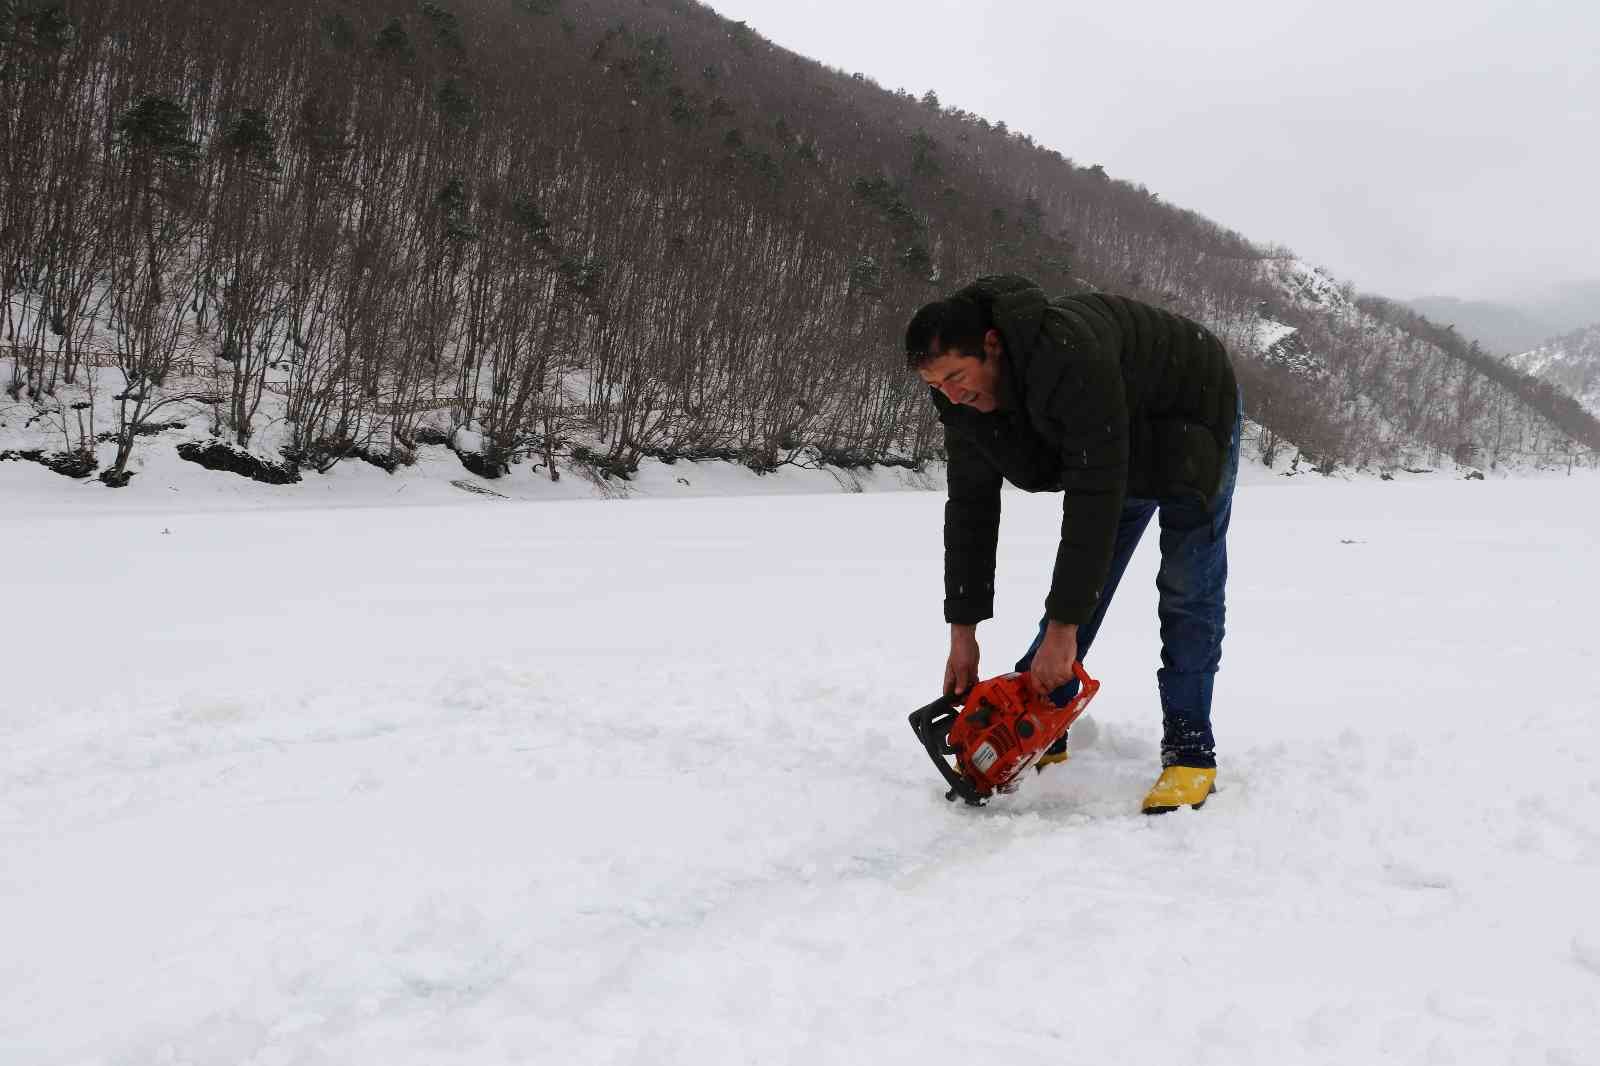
[1142, 766, 1216, 814]
[1034, 737, 1070, 773]
[1035, 748, 1071, 772]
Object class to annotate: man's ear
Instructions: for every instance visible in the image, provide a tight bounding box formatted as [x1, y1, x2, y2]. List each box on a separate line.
[983, 328, 1002, 360]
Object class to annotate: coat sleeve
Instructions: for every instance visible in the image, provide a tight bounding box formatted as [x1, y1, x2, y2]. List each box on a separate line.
[1035, 305, 1130, 625]
[942, 421, 1003, 625]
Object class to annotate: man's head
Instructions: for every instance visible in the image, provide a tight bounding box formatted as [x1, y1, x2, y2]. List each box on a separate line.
[905, 295, 1005, 412]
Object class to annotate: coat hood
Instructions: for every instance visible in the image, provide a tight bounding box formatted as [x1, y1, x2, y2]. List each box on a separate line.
[952, 274, 1051, 412]
[956, 274, 1050, 350]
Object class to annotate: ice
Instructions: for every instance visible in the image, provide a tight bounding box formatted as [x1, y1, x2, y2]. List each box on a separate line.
[3, 469, 1599, 1064]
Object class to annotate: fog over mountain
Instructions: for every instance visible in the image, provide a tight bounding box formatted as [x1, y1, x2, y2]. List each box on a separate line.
[1403, 299, 1553, 357]
[1406, 281, 1600, 356]
[706, 0, 1600, 304]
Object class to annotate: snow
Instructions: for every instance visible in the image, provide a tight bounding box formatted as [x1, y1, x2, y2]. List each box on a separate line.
[1508, 323, 1600, 418]
[1268, 259, 1354, 315]
[0, 421, 940, 512]
[1251, 316, 1298, 353]
[4, 469, 1600, 1064]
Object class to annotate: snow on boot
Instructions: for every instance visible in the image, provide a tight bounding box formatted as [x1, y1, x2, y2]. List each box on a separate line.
[1035, 735, 1070, 772]
[1142, 766, 1216, 814]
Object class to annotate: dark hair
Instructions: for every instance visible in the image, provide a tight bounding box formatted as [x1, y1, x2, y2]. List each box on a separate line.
[904, 293, 989, 370]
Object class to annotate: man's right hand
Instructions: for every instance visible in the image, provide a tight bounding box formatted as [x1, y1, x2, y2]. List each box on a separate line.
[944, 624, 980, 695]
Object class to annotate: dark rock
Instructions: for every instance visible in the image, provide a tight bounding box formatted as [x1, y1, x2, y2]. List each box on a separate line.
[0, 448, 89, 478]
[290, 436, 413, 474]
[44, 451, 97, 478]
[457, 449, 508, 479]
[359, 446, 411, 473]
[177, 440, 301, 484]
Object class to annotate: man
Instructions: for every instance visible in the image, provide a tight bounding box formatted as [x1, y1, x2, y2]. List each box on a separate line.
[906, 275, 1240, 814]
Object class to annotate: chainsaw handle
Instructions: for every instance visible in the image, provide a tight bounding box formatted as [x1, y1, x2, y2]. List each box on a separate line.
[951, 661, 1093, 704]
[1021, 660, 1098, 694]
[907, 693, 987, 806]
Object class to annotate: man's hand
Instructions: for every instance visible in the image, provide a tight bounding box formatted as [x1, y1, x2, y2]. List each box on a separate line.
[1029, 621, 1079, 697]
[945, 624, 980, 695]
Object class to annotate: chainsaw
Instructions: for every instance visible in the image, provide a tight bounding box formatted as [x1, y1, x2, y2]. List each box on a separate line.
[908, 662, 1101, 806]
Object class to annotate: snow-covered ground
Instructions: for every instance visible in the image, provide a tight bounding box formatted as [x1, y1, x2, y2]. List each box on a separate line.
[4, 468, 1599, 1064]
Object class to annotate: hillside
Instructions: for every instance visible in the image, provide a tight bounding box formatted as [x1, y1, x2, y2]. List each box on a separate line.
[2, 0, 1597, 493]
[1509, 323, 1600, 418]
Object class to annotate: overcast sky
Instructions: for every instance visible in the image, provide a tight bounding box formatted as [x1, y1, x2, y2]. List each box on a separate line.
[706, 0, 1599, 302]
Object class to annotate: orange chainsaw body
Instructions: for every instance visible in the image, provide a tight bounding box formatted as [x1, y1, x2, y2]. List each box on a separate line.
[909, 663, 1101, 805]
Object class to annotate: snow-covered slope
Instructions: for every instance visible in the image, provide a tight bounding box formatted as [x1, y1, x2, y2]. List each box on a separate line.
[1252, 259, 1350, 377]
[4, 473, 1599, 1064]
[1244, 260, 1600, 470]
[1509, 322, 1600, 417]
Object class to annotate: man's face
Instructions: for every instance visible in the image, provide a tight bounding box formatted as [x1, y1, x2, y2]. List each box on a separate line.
[918, 348, 1001, 413]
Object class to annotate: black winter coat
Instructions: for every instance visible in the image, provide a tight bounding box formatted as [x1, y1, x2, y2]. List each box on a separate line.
[935, 276, 1237, 626]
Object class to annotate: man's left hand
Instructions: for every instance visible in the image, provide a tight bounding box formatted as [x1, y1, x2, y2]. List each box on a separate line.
[1029, 621, 1079, 697]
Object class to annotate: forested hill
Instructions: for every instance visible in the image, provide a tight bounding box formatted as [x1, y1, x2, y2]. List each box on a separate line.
[3, 0, 1597, 488]
[1509, 323, 1600, 420]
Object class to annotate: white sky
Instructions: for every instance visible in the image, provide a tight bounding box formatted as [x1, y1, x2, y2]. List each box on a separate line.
[705, 0, 1600, 301]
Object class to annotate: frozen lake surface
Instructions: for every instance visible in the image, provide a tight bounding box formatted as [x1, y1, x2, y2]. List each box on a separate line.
[3, 468, 1598, 1064]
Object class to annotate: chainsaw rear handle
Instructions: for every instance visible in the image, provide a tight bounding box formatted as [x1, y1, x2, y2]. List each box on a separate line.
[1037, 660, 1095, 695]
[907, 692, 987, 806]
[946, 661, 1094, 705]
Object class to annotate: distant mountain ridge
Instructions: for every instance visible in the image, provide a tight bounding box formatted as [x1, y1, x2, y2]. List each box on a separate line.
[1406, 282, 1600, 356]
[1402, 298, 1553, 356]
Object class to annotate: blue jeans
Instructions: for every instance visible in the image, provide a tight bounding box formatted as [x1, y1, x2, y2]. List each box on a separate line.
[1016, 400, 1242, 768]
